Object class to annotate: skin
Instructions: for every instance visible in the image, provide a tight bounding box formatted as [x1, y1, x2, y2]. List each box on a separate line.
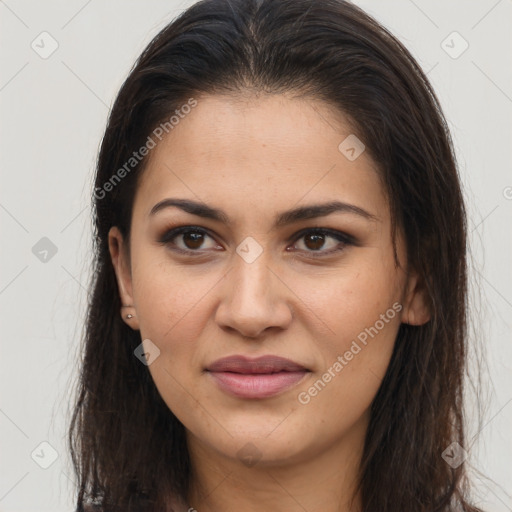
[109, 92, 430, 512]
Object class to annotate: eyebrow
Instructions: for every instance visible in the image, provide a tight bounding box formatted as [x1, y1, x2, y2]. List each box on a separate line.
[149, 198, 379, 226]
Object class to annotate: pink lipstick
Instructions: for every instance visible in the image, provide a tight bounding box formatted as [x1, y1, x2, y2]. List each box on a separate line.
[206, 355, 309, 399]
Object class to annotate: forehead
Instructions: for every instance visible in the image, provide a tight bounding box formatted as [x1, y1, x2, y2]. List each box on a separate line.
[133, 93, 387, 225]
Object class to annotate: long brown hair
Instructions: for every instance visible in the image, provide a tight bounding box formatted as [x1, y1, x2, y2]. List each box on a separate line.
[69, 0, 482, 510]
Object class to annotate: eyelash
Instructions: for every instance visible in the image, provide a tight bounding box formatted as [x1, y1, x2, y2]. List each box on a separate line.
[158, 225, 355, 258]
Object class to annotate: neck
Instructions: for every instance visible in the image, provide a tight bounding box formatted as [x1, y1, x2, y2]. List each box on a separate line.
[185, 419, 366, 512]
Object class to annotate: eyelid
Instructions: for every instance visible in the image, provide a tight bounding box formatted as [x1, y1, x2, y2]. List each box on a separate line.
[158, 225, 355, 256]
[286, 227, 355, 257]
[158, 225, 220, 250]
[287, 227, 355, 246]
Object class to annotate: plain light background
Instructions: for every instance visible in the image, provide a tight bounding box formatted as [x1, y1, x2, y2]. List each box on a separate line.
[1, 0, 511, 511]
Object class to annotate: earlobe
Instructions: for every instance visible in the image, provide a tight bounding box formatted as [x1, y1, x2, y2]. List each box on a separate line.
[401, 272, 431, 326]
[108, 226, 140, 331]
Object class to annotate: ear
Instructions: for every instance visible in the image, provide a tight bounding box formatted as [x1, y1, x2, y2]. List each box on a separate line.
[401, 271, 431, 326]
[108, 226, 140, 330]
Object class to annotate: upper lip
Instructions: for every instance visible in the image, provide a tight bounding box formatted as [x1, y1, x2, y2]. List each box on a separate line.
[206, 355, 308, 374]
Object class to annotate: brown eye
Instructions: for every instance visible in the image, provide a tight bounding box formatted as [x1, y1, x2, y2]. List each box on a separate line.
[159, 226, 221, 253]
[290, 228, 353, 256]
[303, 233, 326, 250]
[182, 231, 205, 249]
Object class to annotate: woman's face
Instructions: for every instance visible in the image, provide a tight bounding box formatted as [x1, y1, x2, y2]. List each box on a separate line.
[110, 93, 429, 468]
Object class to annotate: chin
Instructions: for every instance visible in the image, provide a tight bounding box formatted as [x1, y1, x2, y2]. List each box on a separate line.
[193, 414, 315, 466]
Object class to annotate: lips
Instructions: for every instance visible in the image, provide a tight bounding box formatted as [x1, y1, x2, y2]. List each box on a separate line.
[207, 355, 307, 373]
[206, 355, 310, 399]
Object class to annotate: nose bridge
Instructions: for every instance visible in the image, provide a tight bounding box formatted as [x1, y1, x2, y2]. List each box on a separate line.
[230, 244, 273, 316]
[215, 245, 292, 337]
[233, 249, 272, 303]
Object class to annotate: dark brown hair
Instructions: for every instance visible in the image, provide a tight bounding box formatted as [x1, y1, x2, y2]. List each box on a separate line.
[69, 0, 482, 510]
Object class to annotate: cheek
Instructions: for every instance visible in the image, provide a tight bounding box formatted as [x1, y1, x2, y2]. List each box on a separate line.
[130, 252, 215, 419]
[291, 258, 402, 345]
[292, 262, 401, 405]
[131, 249, 213, 351]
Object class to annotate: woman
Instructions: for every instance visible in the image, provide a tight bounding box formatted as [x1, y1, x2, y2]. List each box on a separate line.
[69, 0, 483, 510]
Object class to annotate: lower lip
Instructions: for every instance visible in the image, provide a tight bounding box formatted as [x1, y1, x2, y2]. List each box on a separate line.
[208, 371, 308, 399]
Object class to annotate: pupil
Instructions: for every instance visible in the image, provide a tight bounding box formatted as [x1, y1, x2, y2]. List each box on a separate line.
[184, 232, 204, 249]
[305, 233, 325, 250]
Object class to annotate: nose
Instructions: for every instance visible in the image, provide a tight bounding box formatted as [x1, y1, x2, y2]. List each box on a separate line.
[214, 251, 293, 339]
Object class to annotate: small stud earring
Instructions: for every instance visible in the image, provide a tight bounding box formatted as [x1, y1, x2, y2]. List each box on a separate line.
[121, 304, 135, 320]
